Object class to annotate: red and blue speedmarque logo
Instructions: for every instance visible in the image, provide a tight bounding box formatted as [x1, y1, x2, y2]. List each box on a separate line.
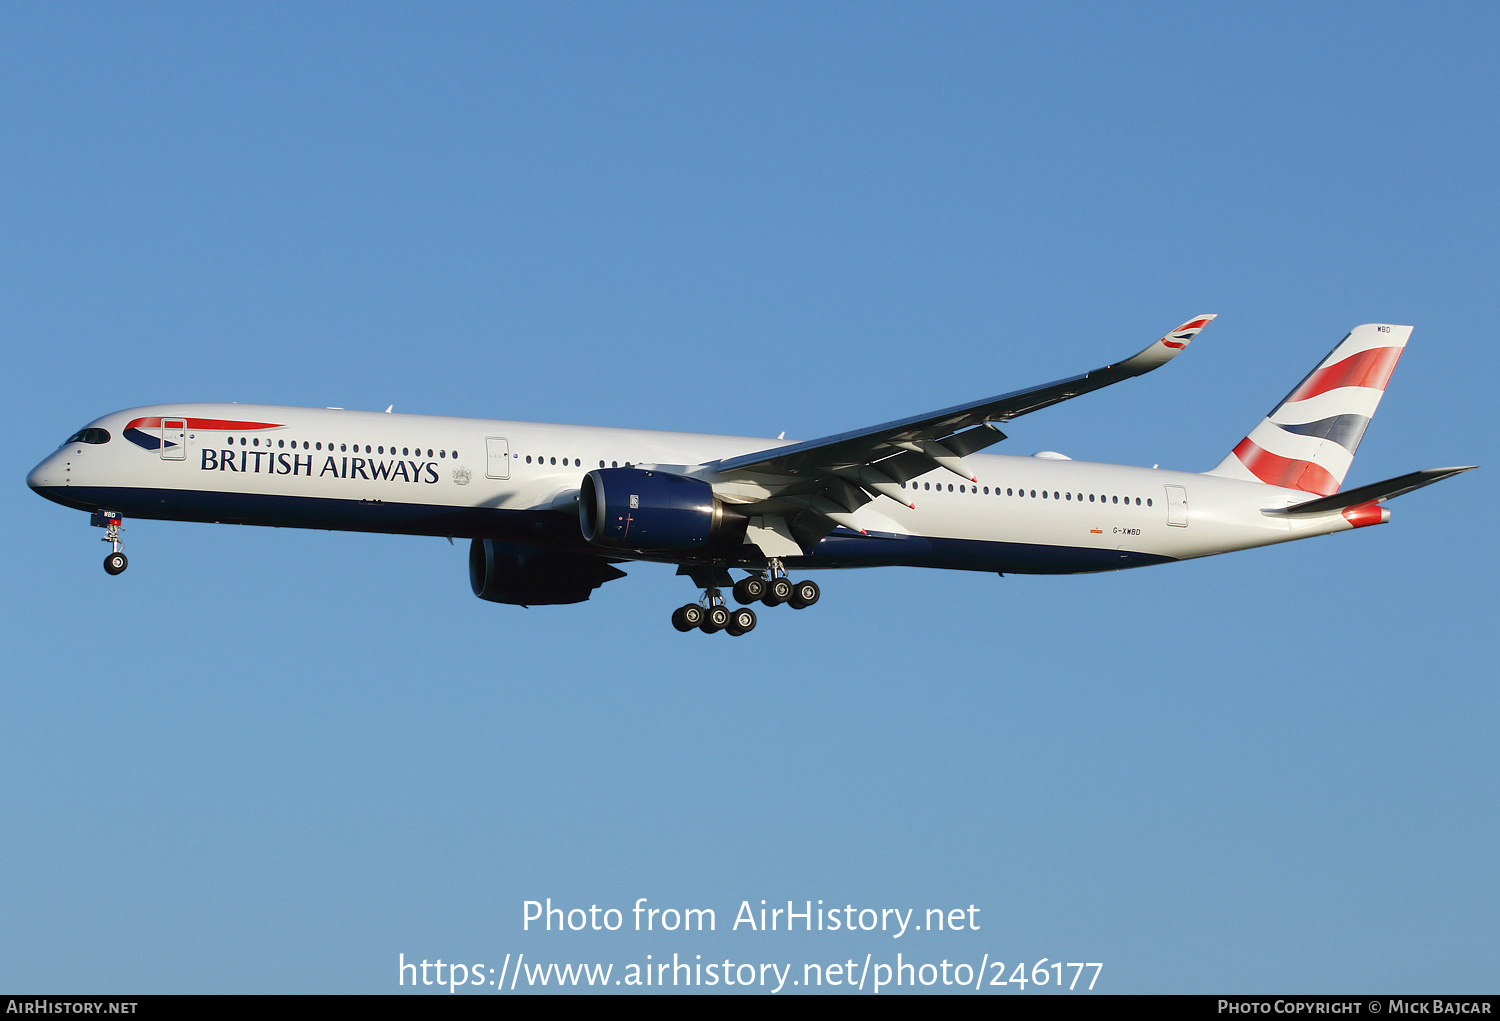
[123, 417, 283, 451]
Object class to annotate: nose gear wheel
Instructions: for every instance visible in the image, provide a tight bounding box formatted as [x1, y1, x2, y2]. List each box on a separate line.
[95, 511, 128, 575]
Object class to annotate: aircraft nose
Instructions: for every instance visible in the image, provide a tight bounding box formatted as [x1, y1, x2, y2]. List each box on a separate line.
[27, 452, 61, 492]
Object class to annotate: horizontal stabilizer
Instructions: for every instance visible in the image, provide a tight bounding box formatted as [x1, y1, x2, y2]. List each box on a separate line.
[1265, 465, 1477, 516]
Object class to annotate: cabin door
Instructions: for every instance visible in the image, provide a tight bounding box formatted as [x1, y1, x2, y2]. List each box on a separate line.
[1165, 485, 1188, 526]
[160, 418, 187, 460]
[485, 437, 510, 479]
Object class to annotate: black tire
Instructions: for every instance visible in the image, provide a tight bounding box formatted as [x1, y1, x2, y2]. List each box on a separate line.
[764, 577, 793, 606]
[701, 605, 730, 634]
[733, 576, 767, 604]
[103, 552, 128, 576]
[730, 607, 756, 634]
[790, 579, 820, 609]
[671, 605, 698, 632]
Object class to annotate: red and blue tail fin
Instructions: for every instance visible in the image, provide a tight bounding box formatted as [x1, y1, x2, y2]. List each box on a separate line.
[1206, 323, 1411, 495]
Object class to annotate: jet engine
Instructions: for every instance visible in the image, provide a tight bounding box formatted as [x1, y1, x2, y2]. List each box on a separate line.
[578, 467, 746, 552]
[469, 538, 625, 606]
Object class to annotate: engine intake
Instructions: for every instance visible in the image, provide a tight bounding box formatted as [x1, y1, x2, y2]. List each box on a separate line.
[579, 467, 745, 552]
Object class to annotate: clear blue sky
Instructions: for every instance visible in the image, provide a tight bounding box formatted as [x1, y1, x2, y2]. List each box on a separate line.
[3, 2, 1495, 994]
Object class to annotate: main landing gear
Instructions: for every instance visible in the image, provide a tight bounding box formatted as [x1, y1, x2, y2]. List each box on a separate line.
[735, 574, 820, 609]
[671, 591, 758, 637]
[669, 560, 819, 634]
[94, 510, 128, 575]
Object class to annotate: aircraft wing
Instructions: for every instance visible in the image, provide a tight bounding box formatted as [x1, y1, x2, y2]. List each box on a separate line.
[712, 314, 1215, 480]
[701, 314, 1216, 551]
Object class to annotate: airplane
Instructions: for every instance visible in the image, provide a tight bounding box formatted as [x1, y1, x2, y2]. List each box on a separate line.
[26, 316, 1475, 635]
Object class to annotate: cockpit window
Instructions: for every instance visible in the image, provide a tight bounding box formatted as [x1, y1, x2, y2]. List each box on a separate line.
[65, 428, 111, 445]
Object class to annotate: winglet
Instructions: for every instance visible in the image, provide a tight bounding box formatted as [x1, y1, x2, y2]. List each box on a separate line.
[1113, 314, 1217, 374]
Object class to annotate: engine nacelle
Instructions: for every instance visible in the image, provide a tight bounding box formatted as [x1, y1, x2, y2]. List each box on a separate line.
[469, 538, 625, 606]
[579, 467, 745, 552]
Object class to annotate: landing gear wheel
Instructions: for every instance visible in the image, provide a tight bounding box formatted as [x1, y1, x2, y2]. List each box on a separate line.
[764, 577, 793, 606]
[672, 604, 703, 632]
[103, 552, 128, 576]
[733, 576, 767, 604]
[789, 579, 820, 609]
[700, 605, 731, 634]
[724, 606, 757, 636]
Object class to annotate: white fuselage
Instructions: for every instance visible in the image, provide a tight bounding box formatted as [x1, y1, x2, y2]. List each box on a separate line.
[27, 402, 1366, 574]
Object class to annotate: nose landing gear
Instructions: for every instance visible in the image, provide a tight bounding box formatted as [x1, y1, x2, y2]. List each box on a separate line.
[93, 510, 128, 575]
